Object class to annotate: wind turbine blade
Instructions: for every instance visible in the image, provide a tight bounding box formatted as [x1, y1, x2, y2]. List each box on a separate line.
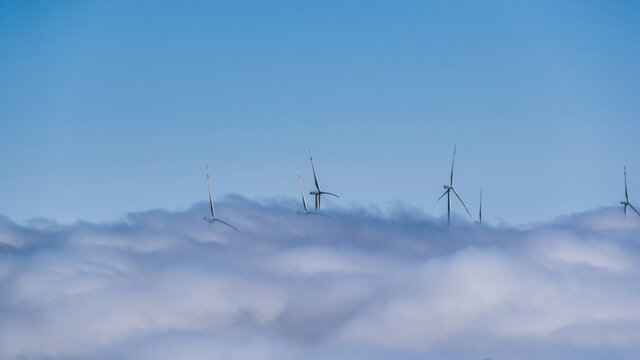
[297, 167, 308, 213]
[437, 189, 449, 201]
[625, 167, 629, 202]
[321, 191, 340, 198]
[206, 165, 215, 218]
[309, 149, 321, 192]
[479, 187, 482, 223]
[629, 203, 640, 217]
[450, 144, 456, 186]
[215, 218, 239, 232]
[452, 187, 472, 217]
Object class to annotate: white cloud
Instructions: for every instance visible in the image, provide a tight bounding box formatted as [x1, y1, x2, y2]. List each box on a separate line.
[1, 201, 640, 359]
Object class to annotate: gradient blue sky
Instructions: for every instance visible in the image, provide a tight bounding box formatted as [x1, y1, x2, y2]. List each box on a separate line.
[1, 0, 640, 224]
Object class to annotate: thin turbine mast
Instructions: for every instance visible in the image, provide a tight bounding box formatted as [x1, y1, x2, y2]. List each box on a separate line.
[475, 187, 482, 224]
[448, 190, 451, 226]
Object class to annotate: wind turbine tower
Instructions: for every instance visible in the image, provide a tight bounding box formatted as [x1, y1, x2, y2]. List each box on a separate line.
[437, 145, 472, 226]
[308, 149, 339, 209]
[203, 165, 239, 231]
[621, 167, 640, 217]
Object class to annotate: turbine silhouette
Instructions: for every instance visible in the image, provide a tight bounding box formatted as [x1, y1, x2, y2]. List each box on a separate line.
[621, 166, 640, 217]
[297, 167, 310, 214]
[308, 149, 339, 209]
[437, 145, 472, 226]
[296, 167, 328, 217]
[203, 165, 238, 231]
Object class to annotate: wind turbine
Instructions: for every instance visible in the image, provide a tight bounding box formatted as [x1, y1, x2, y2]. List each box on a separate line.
[474, 187, 483, 224]
[621, 166, 640, 217]
[203, 165, 239, 231]
[309, 149, 339, 209]
[297, 167, 311, 214]
[437, 145, 472, 226]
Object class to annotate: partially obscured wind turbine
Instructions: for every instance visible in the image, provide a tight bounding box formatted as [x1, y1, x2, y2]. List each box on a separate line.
[203, 165, 238, 231]
[297, 167, 310, 214]
[621, 167, 640, 217]
[474, 187, 483, 224]
[309, 149, 339, 209]
[437, 145, 472, 226]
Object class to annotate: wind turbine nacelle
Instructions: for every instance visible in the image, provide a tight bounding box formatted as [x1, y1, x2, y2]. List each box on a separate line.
[444, 185, 452, 189]
[621, 201, 629, 205]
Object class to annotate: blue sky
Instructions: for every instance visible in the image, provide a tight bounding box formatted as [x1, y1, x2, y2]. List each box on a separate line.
[1, 0, 640, 224]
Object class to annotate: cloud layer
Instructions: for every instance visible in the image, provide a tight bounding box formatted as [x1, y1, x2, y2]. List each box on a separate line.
[1, 198, 640, 359]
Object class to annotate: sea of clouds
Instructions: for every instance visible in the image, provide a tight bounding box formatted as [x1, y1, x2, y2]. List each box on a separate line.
[1, 197, 640, 359]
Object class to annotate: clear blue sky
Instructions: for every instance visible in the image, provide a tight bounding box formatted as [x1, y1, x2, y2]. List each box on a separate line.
[1, 0, 639, 224]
